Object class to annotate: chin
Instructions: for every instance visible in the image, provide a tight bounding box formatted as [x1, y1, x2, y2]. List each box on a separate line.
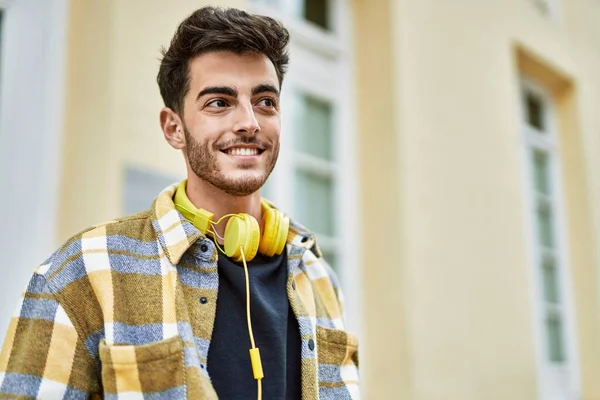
[215, 173, 267, 196]
[223, 168, 265, 181]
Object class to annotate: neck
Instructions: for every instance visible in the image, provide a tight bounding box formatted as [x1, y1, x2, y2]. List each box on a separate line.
[184, 173, 262, 240]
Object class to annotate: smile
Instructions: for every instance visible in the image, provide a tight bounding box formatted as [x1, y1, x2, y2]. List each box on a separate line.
[221, 147, 264, 156]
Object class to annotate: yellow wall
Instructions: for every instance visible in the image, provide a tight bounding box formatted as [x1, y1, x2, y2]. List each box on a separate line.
[355, 0, 600, 399]
[353, 0, 410, 398]
[59, 0, 113, 237]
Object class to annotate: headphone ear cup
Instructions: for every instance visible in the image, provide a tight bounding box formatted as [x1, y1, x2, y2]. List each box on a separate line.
[274, 212, 290, 255]
[224, 214, 260, 262]
[259, 208, 277, 257]
[259, 208, 289, 257]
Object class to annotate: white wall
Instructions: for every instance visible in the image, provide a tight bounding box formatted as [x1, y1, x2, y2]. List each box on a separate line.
[0, 0, 68, 344]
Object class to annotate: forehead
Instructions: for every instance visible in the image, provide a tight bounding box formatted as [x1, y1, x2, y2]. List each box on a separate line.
[187, 51, 279, 93]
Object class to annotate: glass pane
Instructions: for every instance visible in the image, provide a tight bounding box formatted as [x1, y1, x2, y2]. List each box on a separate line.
[537, 202, 555, 248]
[294, 169, 334, 236]
[546, 314, 566, 362]
[304, 0, 329, 30]
[542, 255, 560, 303]
[526, 92, 545, 131]
[295, 93, 333, 160]
[533, 150, 551, 195]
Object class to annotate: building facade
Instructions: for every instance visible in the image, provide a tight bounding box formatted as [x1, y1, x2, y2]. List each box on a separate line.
[1, 0, 599, 399]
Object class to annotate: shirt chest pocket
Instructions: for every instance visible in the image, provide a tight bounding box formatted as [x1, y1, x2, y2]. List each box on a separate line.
[316, 325, 360, 398]
[99, 335, 186, 398]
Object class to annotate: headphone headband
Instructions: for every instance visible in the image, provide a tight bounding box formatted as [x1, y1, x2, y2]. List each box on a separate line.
[173, 180, 289, 261]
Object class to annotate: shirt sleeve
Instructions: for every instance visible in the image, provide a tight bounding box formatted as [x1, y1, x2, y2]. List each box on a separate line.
[0, 272, 100, 399]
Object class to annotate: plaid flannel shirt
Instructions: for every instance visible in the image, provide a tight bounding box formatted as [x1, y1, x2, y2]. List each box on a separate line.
[0, 183, 360, 399]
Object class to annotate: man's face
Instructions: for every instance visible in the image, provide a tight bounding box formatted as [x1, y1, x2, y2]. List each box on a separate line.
[181, 51, 281, 196]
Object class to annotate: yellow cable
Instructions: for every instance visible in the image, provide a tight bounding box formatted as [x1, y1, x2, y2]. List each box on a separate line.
[258, 379, 262, 399]
[241, 247, 256, 349]
[176, 196, 264, 398]
[240, 246, 263, 400]
[211, 232, 227, 257]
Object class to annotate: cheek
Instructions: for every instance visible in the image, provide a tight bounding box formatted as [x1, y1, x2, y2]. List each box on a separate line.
[187, 118, 223, 145]
[260, 117, 281, 139]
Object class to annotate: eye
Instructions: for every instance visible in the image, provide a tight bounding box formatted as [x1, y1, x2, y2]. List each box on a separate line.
[206, 99, 229, 108]
[257, 98, 277, 108]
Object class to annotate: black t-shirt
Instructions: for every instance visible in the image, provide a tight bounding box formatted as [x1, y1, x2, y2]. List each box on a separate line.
[207, 248, 302, 400]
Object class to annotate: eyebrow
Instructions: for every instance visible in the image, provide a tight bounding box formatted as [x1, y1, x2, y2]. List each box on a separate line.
[196, 86, 237, 101]
[252, 84, 279, 97]
[195, 84, 279, 101]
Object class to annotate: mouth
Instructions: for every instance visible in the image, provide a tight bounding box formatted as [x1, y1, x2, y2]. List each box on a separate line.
[220, 146, 265, 157]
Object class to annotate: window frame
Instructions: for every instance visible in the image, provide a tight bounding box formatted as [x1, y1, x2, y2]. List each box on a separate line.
[519, 76, 580, 399]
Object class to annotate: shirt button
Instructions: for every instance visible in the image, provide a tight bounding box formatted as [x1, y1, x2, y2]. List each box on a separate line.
[200, 244, 209, 252]
[200, 297, 208, 304]
[308, 339, 315, 351]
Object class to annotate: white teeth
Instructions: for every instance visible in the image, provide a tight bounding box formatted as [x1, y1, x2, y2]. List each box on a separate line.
[226, 148, 259, 156]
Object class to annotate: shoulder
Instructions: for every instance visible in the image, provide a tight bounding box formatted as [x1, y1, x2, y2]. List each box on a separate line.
[36, 210, 156, 287]
[281, 211, 346, 312]
[300, 242, 340, 288]
[263, 198, 337, 282]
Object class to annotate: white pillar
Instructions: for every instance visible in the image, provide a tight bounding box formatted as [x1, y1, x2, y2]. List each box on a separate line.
[0, 0, 68, 344]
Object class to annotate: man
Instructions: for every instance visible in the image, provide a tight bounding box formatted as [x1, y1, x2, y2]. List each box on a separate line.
[0, 6, 359, 400]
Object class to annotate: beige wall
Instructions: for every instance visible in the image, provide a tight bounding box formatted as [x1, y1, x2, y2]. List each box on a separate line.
[355, 0, 600, 399]
[353, 0, 410, 398]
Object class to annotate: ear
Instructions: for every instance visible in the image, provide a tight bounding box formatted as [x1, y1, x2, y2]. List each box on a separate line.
[160, 108, 186, 150]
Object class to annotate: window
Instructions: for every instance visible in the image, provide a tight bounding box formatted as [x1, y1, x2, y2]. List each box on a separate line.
[520, 78, 579, 399]
[303, 0, 329, 30]
[247, 0, 352, 271]
[253, 0, 333, 31]
[247, 0, 360, 333]
[293, 92, 338, 268]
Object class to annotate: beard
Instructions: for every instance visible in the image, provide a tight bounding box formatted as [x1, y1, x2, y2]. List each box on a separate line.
[184, 126, 279, 197]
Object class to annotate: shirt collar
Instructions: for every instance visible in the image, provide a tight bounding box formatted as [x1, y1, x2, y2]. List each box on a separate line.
[151, 182, 321, 265]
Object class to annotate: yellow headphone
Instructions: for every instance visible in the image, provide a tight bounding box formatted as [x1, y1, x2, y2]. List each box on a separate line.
[173, 180, 290, 262]
[174, 179, 289, 399]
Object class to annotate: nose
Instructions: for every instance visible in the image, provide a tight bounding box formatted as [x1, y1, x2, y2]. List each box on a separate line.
[232, 104, 260, 136]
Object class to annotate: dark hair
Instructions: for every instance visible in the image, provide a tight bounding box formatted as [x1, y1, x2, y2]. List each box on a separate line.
[157, 6, 290, 115]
